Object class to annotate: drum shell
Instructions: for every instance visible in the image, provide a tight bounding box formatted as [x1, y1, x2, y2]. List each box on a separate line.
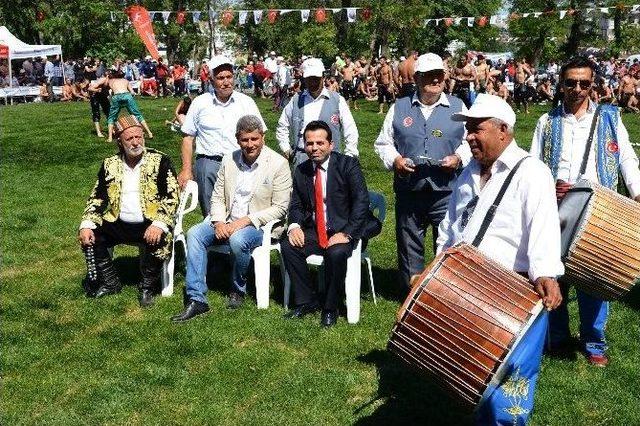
[559, 179, 640, 300]
[388, 243, 542, 407]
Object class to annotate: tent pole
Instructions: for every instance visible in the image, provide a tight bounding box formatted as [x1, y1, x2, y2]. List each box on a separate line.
[60, 51, 66, 84]
[8, 48, 12, 88]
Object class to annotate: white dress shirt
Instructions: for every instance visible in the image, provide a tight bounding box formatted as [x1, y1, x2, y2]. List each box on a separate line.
[264, 57, 278, 74]
[79, 157, 168, 233]
[230, 156, 260, 221]
[437, 140, 565, 282]
[530, 102, 640, 198]
[276, 88, 359, 157]
[287, 156, 330, 233]
[181, 91, 267, 157]
[374, 92, 472, 170]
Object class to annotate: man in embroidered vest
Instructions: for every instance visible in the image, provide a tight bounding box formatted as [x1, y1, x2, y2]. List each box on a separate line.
[438, 94, 563, 426]
[530, 56, 640, 367]
[281, 121, 370, 327]
[78, 115, 179, 307]
[374, 53, 471, 289]
[275, 58, 359, 167]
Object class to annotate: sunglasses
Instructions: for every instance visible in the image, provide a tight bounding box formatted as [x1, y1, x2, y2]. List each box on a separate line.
[563, 79, 592, 89]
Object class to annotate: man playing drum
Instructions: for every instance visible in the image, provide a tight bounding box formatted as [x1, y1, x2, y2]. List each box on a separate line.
[530, 56, 640, 367]
[437, 94, 563, 424]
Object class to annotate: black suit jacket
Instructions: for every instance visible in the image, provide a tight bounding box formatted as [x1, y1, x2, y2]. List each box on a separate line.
[288, 152, 370, 242]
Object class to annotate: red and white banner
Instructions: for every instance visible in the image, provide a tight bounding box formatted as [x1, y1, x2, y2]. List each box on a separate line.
[126, 5, 160, 60]
[0, 44, 9, 59]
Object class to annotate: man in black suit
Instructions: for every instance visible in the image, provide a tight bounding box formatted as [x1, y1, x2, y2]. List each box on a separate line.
[281, 120, 370, 327]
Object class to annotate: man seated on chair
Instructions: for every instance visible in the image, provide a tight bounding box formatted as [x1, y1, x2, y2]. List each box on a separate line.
[171, 115, 292, 322]
[281, 120, 370, 327]
[78, 115, 179, 307]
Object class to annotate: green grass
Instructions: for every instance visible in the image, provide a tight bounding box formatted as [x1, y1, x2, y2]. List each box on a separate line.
[1, 96, 640, 425]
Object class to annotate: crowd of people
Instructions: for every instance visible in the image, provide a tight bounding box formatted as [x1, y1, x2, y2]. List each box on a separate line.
[6, 45, 630, 424]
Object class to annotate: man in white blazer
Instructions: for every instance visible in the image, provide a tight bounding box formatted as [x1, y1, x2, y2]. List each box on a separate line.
[172, 115, 292, 321]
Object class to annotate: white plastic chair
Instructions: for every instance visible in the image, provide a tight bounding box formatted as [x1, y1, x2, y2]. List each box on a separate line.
[282, 191, 386, 324]
[161, 180, 199, 296]
[208, 219, 286, 309]
[362, 191, 387, 305]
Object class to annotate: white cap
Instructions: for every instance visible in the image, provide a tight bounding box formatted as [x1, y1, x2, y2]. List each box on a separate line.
[414, 53, 444, 73]
[400, 56, 406, 61]
[145, 55, 152, 60]
[208, 55, 233, 73]
[301, 55, 308, 61]
[277, 56, 284, 61]
[451, 94, 516, 128]
[270, 51, 276, 56]
[302, 58, 324, 78]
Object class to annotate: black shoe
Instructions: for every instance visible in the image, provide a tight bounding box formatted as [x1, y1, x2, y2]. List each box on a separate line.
[321, 310, 337, 327]
[94, 285, 122, 298]
[227, 292, 245, 309]
[285, 301, 320, 319]
[171, 300, 210, 322]
[139, 289, 155, 308]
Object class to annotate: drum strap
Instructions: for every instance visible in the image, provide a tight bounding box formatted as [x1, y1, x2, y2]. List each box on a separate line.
[472, 156, 530, 247]
[579, 104, 602, 176]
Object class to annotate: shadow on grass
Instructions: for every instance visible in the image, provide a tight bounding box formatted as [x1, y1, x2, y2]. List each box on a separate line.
[354, 349, 473, 425]
[621, 282, 640, 310]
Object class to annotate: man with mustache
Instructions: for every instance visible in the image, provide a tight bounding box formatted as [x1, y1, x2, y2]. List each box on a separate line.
[530, 56, 640, 367]
[78, 115, 179, 307]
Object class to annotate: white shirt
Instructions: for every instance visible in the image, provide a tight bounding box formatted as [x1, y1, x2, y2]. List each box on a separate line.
[181, 91, 267, 157]
[230, 156, 260, 221]
[264, 57, 278, 74]
[79, 157, 168, 233]
[276, 88, 359, 157]
[530, 102, 640, 198]
[287, 156, 330, 234]
[276, 64, 290, 86]
[437, 141, 564, 282]
[374, 92, 472, 170]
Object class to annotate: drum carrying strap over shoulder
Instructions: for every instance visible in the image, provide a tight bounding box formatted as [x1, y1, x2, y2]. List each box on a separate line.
[471, 156, 530, 247]
[578, 104, 602, 177]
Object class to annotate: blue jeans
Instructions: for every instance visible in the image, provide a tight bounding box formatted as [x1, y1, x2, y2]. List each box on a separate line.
[548, 288, 609, 356]
[185, 218, 263, 304]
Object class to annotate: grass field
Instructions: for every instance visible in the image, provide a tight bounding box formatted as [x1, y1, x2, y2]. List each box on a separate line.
[2, 95, 640, 425]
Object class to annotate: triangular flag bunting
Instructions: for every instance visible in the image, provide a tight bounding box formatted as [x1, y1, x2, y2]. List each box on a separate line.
[162, 11, 170, 24]
[239, 11, 248, 25]
[301, 10, 310, 23]
[192, 11, 201, 22]
[346, 7, 357, 22]
[467, 17, 474, 26]
[559, 10, 567, 19]
[253, 10, 262, 24]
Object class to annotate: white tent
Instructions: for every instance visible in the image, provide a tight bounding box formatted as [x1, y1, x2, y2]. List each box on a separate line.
[0, 25, 63, 87]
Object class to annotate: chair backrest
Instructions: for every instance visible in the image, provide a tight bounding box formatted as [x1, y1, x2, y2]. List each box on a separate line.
[174, 180, 199, 235]
[368, 191, 386, 223]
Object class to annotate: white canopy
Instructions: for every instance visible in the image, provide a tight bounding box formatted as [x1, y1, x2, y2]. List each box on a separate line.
[0, 26, 62, 59]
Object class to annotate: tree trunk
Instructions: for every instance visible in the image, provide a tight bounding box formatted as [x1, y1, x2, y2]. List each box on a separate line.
[564, 0, 584, 58]
[337, 0, 352, 54]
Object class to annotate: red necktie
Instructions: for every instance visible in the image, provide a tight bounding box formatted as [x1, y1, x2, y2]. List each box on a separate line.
[315, 167, 329, 249]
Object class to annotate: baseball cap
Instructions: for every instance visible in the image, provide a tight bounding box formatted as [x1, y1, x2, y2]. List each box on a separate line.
[302, 58, 325, 78]
[114, 115, 143, 136]
[414, 53, 445, 73]
[208, 55, 233, 73]
[451, 94, 516, 128]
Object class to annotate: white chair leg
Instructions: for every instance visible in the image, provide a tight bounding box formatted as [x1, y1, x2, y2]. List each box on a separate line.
[345, 243, 362, 324]
[161, 254, 174, 297]
[252, 246, 270, 309]
[365, 256, 377, 305]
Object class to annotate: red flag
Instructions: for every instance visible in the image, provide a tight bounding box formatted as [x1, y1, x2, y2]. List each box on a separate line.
[36, 10, 45, 22]
[361, 7, 372, 21]
[315, 8, 327, 23]
[478, 16, 488, 27]
[126, 6, 160, 60]
[444, 18, 453, 27]
[222, 10, 234, 26]
[0, 45, 8, 59]
[267, 9, 278, 24]
[176, 10, 186, 25]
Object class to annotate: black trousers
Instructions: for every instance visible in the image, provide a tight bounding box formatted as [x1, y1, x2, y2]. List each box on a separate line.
[93, 219, 164, 284]
[281, 227, 355, 312]
[90, 93, 109, 122]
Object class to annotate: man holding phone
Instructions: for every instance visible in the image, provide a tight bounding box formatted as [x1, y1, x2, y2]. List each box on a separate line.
[374, 53, 471, 289]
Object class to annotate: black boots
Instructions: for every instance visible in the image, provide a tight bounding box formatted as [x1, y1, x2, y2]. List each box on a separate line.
[138, 254, 163, 308]
[83, 244, 122, 298]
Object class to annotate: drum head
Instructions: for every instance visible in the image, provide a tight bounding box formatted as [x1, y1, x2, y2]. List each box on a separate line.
[558, 180, 594, 259]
